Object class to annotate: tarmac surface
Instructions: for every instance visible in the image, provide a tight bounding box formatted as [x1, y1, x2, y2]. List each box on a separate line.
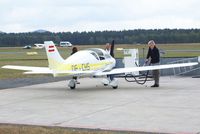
[0, 76, 69, 89]
[0, 77, 200, 134]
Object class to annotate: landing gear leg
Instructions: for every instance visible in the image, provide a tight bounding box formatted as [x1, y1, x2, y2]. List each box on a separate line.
[108, 75, 118, 89]
[102, 75, 118, 89]
[110, 78, 118, 89]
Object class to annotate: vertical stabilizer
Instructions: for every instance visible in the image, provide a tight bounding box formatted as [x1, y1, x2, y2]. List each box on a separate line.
[44, 41, 64, 70]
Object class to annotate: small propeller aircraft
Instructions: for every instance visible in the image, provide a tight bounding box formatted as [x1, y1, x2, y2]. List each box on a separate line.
[2, 41, 198, 89]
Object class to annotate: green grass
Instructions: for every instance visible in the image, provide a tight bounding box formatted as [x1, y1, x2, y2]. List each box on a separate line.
[0, 124, 138, 134]
[0, 43, 200, 80]
[114, 43, 200, 58]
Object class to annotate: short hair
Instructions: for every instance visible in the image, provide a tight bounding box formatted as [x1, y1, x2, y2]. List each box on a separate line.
[72, 47, 78, 53]
[105, 43, 110, 49]
[148, 40, 155, 45]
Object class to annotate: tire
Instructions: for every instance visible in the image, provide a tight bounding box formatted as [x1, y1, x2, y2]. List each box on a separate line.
[112, 86, 118, 89]
[70, 85, 76, 90]
[68, 79, 76, 90]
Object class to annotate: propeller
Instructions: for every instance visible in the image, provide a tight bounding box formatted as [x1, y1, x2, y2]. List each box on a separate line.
[110, 40, 115, 58]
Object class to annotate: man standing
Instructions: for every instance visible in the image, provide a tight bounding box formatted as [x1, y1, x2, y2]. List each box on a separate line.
[146, 40, 160, 87]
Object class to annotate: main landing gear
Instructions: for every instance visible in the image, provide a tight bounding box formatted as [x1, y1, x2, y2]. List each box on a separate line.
[101, 76, 118, 89]
[68, 79, 76, 89]
[68, 75, 118, 89]
[68, 78, 80, 90]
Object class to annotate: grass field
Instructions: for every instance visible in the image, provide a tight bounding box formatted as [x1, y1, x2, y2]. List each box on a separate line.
[0, 43, 200, 80]
[0, 124, 138, 134]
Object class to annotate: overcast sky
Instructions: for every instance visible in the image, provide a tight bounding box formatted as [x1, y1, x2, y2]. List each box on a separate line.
[0, 0, 200, 33]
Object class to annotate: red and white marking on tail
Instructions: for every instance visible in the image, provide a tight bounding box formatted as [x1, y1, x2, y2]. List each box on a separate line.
[44, 41, 65, 70]
[48, 45, 55, 52]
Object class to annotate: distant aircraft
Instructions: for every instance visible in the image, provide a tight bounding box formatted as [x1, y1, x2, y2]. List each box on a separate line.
[34, 43, 45, 49]
[2, 41, 198, 89]
[23, 45, 32, 49]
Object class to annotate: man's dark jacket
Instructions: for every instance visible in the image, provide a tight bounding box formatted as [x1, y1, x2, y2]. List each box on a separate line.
[146, 47, 160, 63]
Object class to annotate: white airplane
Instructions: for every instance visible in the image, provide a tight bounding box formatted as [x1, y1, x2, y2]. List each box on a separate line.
[2, 41, 198, 89]
[34, 43, 45, 49]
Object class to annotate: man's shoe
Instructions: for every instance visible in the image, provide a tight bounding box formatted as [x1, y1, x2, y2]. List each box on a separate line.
[151, 84, 159, 87]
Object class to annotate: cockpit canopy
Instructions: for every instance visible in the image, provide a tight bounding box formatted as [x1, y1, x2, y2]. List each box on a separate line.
[87, 48, 112, 60]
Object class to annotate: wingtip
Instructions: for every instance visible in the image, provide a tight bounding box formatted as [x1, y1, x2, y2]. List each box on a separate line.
[1, 65, 9, 69]
[192, 62, 199, 66]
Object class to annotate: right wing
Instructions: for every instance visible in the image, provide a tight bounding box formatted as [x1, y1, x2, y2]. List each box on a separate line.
[2, 65, 53, 74]
[95, 62, 198, 76]
[1, 65, 95, 76]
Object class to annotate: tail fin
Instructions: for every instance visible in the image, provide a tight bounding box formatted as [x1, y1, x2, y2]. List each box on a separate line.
[44, 41, 65, 70]
[110, 40, 115, 58]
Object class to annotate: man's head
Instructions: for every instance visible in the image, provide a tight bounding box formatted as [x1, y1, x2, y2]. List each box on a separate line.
[72, 47, 78, 53]
[105, 43, 110, 50]
[148, 40, 156, 49]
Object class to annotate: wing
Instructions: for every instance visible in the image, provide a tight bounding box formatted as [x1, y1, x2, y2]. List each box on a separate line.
[2, 65, 53, 74]
[1, 65, 95, 76]
[95, 62, 198, 76]
[2, 62, 198, 76]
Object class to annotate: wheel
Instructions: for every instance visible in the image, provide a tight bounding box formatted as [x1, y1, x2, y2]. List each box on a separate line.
[102, 78, 110, 86]
[70, 84, 76, 90]
[112, 86, 118, 89]
[110, 78, 118, 89]
[68, 79, 76, 90]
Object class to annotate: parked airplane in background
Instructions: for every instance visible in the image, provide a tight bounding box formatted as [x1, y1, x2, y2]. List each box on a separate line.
[23, 45, 32, 49]
[2, 41, 198, 89]
[34, 43, 45, 49]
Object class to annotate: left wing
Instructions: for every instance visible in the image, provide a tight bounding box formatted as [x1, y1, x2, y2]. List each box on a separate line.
[95, 62, 198, 76]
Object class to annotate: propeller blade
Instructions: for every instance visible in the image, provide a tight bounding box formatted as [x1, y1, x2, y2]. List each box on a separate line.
[110, 40, 115, 58]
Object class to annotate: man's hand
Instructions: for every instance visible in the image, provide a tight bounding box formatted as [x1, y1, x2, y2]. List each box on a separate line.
[144, 58, 151, 66]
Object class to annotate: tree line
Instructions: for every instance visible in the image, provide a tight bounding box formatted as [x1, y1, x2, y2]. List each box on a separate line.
[0, 29, 200, 47]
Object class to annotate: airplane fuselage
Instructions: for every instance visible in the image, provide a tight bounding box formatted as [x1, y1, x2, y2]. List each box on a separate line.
[53, 48, 116, 77]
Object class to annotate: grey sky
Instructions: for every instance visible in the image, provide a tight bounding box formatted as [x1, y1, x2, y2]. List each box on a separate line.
[0, 0, 200, 33]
